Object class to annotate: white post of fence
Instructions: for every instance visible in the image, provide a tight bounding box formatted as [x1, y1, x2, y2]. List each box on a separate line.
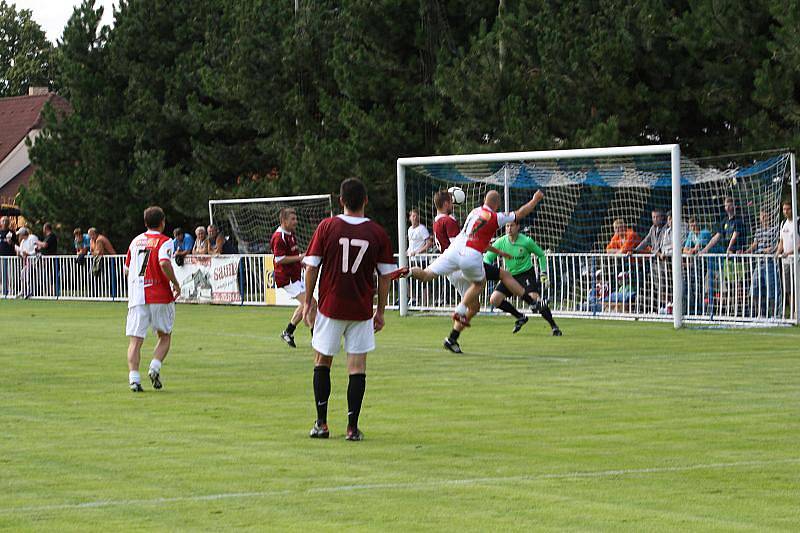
[791, 153, 799, 325]
[671, 144, 683, 329]
[397, 161, 408, 317]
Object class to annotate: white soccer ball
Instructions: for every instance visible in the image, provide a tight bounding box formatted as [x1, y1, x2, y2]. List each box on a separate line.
[448, 186, 466, 205]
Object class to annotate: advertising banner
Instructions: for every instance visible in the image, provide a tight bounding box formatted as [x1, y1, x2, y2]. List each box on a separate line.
[174, 255, 242, 304]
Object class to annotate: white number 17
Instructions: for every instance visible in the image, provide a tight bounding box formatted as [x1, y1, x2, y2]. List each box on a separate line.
[339, 238, 369, 273]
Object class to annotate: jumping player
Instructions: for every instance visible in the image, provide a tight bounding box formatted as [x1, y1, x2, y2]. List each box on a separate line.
[272, 207, 317, 347]
[123, 206, 181, 392]
[302, 178, 395, 441]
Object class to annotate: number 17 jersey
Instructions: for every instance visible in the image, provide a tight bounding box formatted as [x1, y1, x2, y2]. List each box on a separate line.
[303, 214, 395, 321]
[125, 230, 175, 308]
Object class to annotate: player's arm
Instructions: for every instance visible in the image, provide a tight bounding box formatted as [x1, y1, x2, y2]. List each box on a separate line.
[513, 189, 544, 221]
[483, 248, 498, 264]
[275, 253, 305, 265]
[160, 258, 181, 298]
[527, 239, 548, 273]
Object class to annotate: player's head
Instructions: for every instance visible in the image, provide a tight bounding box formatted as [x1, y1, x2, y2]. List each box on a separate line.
[144, 206, 166, 231]
[484, 190, 501, 210]
[340, 177, 368, 213]
[434, 190, 452, 214]
[783, 201, 792, 218]
[505, 219, 520, 237]
[408, 208, 420, 225]
[279, 207, 298, 231]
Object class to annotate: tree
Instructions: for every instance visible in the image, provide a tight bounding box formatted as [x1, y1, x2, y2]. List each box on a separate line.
[0, 0, 53, 96]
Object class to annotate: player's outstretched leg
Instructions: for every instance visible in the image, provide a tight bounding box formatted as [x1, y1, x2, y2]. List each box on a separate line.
[531, 295, 562, 336]
[345, 354, 367, 441]
[489, 288, 527, 333]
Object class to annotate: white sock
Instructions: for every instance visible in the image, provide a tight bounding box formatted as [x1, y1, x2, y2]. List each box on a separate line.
[455, 303, 468, 316]
[129, 371, 141, 384]
[149, 359, 162, 373]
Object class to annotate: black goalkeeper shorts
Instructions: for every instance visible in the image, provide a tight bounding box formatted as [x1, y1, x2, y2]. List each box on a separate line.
[483, 262, 501, 281]
[494, 267, 541, 297]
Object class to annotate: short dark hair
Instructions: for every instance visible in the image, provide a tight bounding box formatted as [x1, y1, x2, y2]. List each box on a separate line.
[783, 200, 792, 208]
[408, 208, 419, 216]
[340, 178, 367, 211]
[434, 190, 450, 209]
[279, 207, 296, 222]
[173, 227, 183, 236]
[43, 222, 52, 231]
[144, 206, 165, 229]
[652, 208, 664, 215]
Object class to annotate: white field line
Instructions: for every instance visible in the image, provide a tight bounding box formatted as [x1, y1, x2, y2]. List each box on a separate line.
[3, 458, 798, 515]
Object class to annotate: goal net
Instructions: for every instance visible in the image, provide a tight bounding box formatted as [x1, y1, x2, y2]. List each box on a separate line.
[209, 194, 333, 253]
[397, 145, 798, 326]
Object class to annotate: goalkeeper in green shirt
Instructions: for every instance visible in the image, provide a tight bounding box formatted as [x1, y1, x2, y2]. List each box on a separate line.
[483, 219, 562, 336]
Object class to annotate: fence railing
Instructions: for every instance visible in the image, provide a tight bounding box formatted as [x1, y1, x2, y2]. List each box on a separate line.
[2, 253, 797, 325]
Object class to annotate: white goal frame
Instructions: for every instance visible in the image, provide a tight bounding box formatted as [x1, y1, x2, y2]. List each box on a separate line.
[397, 144, 686, 327]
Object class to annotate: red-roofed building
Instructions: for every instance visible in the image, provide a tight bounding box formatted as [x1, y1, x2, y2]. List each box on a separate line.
[0, 88, 70, 205]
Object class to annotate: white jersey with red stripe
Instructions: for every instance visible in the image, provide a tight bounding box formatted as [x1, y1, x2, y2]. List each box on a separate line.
[460, 204, 516, 252]
[125, 230, 175, 308]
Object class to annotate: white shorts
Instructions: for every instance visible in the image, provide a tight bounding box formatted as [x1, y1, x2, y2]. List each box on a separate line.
[447, 271, 471, 297]
[312, 311, 375, 356]
[429, 246, 486, 283]
[126, 303, 175, 338]
[281, 279, 306, 299]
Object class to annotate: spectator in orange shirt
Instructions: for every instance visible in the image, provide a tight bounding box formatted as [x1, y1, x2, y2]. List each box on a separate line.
[606, 219, 641, 254]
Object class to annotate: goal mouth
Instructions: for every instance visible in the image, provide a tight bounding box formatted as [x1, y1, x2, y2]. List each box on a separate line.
[397, 145, 798, 327]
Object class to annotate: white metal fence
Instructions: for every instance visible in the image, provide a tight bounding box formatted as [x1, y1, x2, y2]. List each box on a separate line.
[1, 253, 797, 325]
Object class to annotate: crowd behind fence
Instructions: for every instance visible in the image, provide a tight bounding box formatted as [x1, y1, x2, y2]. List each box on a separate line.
[1, 253, 796, 325]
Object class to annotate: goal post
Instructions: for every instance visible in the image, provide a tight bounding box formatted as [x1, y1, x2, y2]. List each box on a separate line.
[397, 144, 797, 328]
[208, 194, 333, 254]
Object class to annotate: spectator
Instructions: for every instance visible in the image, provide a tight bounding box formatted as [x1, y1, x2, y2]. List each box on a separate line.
[172, 227, 194, 265]
[74, 228, 90, 263]
[407, 208, 432, 259]
[192, 225, 208, 254]
[37, 223, 58, 256]
[682, 217, 711, 255]
[746, 209, 780, 316]
[16, 227, 40, 298]
[88, 227, 116, 256]
[606, 218, 641, 254]
[775, 200, 799, 317]
[700, 197, 747, 254]
[0, 216, 16, 256]
[634, 209, 670, 256]
[207, 225, 225, 255]
[658, 211, 673, 260]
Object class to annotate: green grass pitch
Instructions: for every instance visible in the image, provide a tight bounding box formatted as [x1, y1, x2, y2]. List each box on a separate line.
[1, 300, 798, 531]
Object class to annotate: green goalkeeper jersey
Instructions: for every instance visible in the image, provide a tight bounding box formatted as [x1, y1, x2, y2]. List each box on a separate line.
[483, 234, 547, 275]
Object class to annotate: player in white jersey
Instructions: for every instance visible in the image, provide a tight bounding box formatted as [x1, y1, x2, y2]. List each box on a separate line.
[124, 206, 181, 392]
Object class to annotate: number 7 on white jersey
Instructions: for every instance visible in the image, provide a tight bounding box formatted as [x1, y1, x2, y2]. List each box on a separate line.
[339, 238, 369, 273]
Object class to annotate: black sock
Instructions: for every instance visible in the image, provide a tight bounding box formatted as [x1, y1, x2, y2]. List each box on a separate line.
[498, 300, 523, 319]
[347, 373, 366, 429]
[539, 301, 558, 329]
[449, 328, 461, 341]
[310, 328, 313, 338]
[286, 322, 296, 334]
[313, 366, 331, 424]
[521, 294, 536, 306]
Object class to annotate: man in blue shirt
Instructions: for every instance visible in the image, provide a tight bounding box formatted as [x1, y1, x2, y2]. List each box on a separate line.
[173, 227, 194, 265]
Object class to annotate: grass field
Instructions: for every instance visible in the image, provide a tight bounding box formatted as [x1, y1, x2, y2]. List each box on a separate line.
[1, 300, 799, 531]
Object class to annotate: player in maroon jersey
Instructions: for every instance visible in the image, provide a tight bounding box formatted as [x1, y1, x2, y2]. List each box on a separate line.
[302, 178, 396, 441]
[432, 190, 460, 253]
[271, 207, 317, 348]
[123, 206, 181, 392]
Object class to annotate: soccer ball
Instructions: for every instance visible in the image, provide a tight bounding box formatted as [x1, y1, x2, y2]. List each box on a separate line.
[448, 186, 466, 205]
